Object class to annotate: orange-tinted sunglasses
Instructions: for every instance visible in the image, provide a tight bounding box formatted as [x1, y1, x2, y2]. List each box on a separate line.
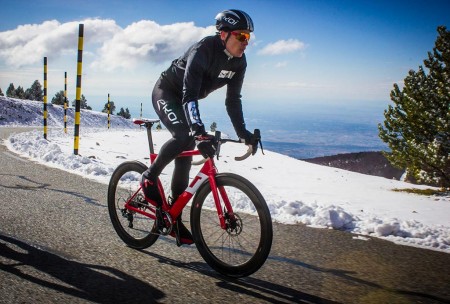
[230, 31, 251, 42]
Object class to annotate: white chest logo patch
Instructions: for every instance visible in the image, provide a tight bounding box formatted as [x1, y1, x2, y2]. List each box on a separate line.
[218, 70, 236, 79]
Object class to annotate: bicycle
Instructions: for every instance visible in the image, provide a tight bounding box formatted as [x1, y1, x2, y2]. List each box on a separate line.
[108, 118, 273, 277]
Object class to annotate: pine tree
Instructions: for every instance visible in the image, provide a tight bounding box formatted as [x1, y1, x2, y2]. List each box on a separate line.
[51, 90, 66, 105]
[72, 94, 92, 110]
[378, 26, 450, 188]
[117, 107, 131, 119]
[102, 101, 116, 114]
[6, 83, 16, 98]
[25, 80, 43, 101]
[15, 86, 25, 99]
[81, 95, 92, 110]
[0, 88, 4, 96]
[210, 122, 217, 132]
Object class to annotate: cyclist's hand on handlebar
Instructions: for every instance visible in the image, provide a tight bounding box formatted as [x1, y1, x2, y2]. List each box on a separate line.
[190, 123, 206, 137]
[241, 129, 262, 155]
[195, 134, 217, 159]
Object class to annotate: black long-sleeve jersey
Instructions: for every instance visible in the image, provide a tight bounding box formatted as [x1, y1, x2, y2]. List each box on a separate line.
[160, 34, 248, 138]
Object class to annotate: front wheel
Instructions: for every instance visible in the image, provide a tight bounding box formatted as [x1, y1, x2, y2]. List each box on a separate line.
[107, 161, 159, 249]
[190, 173, 273, 277]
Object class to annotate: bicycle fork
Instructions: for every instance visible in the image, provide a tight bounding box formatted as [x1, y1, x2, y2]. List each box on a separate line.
[207, 175, 230, 230]
[200, 161, 238, 231]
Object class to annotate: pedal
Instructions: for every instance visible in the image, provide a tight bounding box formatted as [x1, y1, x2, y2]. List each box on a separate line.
[155, 207, 173, 235]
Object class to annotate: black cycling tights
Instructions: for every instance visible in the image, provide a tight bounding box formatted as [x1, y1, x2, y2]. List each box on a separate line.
[143, 77, 195, 199]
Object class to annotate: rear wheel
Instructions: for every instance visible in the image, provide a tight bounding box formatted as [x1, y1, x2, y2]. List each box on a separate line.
[107, 161, 159, 249]
[190, 173, 273, 277]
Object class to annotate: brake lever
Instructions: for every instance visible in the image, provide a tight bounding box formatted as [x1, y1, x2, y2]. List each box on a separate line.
[215, 131, 222, 160]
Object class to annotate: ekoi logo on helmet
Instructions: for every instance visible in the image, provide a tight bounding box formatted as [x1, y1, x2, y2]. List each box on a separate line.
[223, 16, 239, 26]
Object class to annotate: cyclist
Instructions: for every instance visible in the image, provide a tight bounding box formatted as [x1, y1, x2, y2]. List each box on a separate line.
[141, 9, 260, 246]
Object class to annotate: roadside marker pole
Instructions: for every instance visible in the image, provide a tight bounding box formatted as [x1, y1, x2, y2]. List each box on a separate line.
[107, 93, 110, 129]
[64, 72, 68, 134]
[43, 57, 48, 140]
[140, 102, 142, 129]
[73, 24, 84, 155]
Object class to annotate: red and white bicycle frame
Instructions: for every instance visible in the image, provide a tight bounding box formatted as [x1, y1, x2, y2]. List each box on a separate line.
[124, 149, 235, 230]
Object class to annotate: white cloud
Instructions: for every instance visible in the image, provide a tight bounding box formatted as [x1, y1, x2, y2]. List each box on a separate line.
[281, 81, 309, 88]
[91, 21, 216, 70]
[275, 61, 288, 68]
[0, 19, 119, 67]
[0, 19, 216, 70]
[258, 39, 306, 55]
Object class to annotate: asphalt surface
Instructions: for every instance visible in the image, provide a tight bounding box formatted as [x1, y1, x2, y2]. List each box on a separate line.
[1, 127, 450, 304]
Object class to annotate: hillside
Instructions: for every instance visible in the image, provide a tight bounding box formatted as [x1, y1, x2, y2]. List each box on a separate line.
[0, 96, 422, 182]
[1, 96, 404, 180]
[305, 151, 405, 180]
[0, 96, 134, 128]
[3, 96, 450, 253]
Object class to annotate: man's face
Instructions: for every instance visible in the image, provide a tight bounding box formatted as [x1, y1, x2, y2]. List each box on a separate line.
[220, 30, 250, 57]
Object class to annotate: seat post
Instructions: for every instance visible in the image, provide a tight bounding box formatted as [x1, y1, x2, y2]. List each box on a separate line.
[146, 122, 156, 155]
[133, 118, 160, 155]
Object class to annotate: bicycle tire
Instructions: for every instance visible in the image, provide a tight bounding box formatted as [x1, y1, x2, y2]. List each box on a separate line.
[190, 173, 273, 277]
[107, 161, 159, 249]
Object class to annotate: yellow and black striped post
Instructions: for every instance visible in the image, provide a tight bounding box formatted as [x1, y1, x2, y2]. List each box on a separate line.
[64, 71, 68, 134]
[107, 93, 110, 129]
[43, 57, 48, 139]
[73, 24, 84, 155]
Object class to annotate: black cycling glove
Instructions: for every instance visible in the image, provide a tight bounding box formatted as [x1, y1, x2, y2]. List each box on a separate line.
[241, 129, 262, 155]
[196, 134, 217, 158]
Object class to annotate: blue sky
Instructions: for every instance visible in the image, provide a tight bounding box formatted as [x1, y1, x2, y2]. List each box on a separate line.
[1, 0, 449, 118]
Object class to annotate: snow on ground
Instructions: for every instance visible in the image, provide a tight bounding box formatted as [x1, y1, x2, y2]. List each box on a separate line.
[2, 97, 450, 253]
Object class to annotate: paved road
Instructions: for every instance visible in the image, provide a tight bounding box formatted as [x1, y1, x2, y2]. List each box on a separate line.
[1, 127, 450, 303]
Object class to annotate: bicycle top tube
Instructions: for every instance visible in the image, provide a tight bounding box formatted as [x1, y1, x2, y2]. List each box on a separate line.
[178, 149, 201, 158]
[150, 149, 206, 166]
